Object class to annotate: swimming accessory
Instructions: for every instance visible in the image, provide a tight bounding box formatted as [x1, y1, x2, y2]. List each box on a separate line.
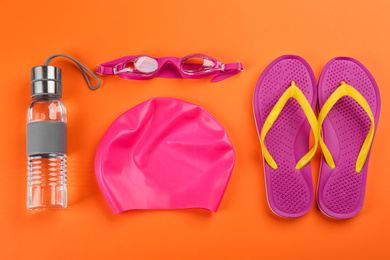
[253, 55, 317, 218]
[317, 57, 381, 219]
[96, 54, 243, 82]
[95, 98, 235, 214]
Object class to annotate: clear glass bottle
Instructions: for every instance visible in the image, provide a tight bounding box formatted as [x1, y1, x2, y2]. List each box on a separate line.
[27, 66, 67, 209]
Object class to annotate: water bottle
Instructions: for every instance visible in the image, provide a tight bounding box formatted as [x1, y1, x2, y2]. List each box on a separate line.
[27, 66, 67, 209]
[26, 54, 100, 210]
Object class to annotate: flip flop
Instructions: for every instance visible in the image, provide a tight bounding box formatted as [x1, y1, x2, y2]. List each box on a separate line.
[317, 57, 381, 219]
[253, 55, 319, 218]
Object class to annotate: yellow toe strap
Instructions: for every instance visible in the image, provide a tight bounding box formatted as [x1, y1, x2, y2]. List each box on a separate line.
[260, 81, 319, 170]
[318, 82, 375, 173]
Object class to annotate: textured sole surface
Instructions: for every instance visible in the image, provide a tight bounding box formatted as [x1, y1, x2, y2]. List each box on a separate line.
[253, 55, 316, 218]
[317, 57, 381, 219]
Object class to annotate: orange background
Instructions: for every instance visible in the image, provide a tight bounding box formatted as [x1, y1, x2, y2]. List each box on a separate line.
[1, 0, 389, 259]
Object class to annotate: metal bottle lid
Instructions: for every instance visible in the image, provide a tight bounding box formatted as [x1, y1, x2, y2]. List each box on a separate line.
[31, 66, 62, 97]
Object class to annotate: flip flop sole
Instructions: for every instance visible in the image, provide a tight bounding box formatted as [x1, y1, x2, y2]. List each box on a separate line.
[253, 55, 317, 218]
[317, 57, 381, 219]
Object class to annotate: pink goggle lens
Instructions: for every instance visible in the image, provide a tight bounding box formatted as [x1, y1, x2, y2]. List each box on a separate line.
[125, 56, 159, 74]
[182, 56, 216, 74]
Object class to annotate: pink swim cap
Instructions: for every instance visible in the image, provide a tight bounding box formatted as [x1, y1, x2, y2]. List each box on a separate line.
[95, 98, 235, 213]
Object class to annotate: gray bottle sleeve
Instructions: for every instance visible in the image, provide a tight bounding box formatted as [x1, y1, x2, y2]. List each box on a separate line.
[26, 121, 67, 156]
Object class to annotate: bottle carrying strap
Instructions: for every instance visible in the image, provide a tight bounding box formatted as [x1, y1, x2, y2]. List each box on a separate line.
[44, 54, 101, 90]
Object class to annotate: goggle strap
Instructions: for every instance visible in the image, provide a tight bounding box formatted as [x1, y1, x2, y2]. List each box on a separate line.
[211, 62, 243, 82]
[224, 62, 244, 72]
[96, 65, 115, 75]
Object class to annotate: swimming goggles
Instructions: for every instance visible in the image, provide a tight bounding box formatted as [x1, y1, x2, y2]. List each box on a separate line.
[96, 54, 243, 82]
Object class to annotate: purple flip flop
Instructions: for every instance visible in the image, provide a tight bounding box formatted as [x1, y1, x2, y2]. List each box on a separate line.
[253, 55, 317, 218]
[317, 57, 381, 219]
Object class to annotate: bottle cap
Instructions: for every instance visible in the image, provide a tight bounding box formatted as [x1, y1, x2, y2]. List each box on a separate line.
[31, 66, 62, 97]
